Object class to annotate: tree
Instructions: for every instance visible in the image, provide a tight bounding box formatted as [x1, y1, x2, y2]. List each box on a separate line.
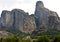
[0, 38, 3, 42]
[36, 36, 50, 42]
[53, 35, 60, 42]
[3, 35, 21, 42]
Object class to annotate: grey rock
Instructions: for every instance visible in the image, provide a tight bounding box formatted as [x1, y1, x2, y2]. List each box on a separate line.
[34, 1, 60, 31]
[0, 1, 60, 34]
[35, 1, 50, 31]
[0, 18, 1, 28]
[1, 10, 13, 27]
[1, 9, 36, 34]
[0, 31, 12, 38]
[36, 1, 44, 8]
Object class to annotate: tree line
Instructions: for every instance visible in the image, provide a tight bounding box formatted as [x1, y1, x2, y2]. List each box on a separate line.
[0, 35, 60, 42]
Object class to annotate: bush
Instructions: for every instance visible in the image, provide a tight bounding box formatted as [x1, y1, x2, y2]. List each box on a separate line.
[36, 36, 50, 42]
[0, 35, 21, 42]
[53, 35, 60, 42]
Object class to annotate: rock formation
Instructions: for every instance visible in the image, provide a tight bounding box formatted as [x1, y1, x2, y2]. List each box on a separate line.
[0, 1, 60, 34]
[1, 9, 36, 34]
[35, 1, 51, 31]
[34, 1, 60, 31]
[1, 10, 13, 27]
[0, 31, 12, 38]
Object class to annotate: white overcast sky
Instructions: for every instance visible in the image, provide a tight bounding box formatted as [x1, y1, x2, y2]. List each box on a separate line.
[0, 0, 60, 17]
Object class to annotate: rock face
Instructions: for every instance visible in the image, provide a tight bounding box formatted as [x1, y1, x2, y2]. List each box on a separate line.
[0, 1, 60, 34]
[0, 18, 1, 28]
[11, 9, 36, 34]
[35, 1, 51, 31]
[48, 11, 60, 30]
[34, 1, 60, 31]
[1, 10, 13, 27]
[1, 9, 36, 34]
[0, 31, 12, 38]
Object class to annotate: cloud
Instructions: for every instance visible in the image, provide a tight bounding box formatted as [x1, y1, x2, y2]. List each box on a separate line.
[0, 0, 16, 6]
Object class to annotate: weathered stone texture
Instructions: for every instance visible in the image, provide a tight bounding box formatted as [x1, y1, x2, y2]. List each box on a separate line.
[1, 10, 13, 27]
[34, 1, 60, 31]
[35, 1, 50, 31]
[0, 1, 60, 34]
[1, 9, 36, 34]
[23, 15, 36, 34]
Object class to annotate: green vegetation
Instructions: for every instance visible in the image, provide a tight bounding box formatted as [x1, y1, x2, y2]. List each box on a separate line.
[31, 30, 60, 39]
[1, 27, 60, 42]
[5, 26, 28, 38]
[0, 35, 60, 42]
[3, 26, 60, 39]
[0, 35, 31, 42]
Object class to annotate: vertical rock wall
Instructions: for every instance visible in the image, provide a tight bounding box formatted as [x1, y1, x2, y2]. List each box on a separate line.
[0, 1, 60, 34]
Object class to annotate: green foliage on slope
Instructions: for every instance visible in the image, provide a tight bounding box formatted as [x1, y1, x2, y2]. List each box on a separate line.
[5, 26, 28, 38]
[0, 35, 60, 42]
[31, 30, 60, 39]
[2, 26, 60, 40]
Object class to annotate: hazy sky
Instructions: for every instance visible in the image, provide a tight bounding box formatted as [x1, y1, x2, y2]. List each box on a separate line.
[0, 0, 60, 16]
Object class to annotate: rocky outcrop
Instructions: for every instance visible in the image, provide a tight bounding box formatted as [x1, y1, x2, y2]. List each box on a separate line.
[1, 9, 36, 34]
[48, 11, 60, 29]
[34, 1, 60, 31]
[0, 18, 1, 28]
[0, 31, 12, 38]
[35, 1, 51, 31]
[0, 1, 60, 34]
[23, 15, 36, 34]
[1, 10, 13, 27]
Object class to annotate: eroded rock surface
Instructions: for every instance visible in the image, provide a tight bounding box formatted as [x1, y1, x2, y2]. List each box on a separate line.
[0, 1, 60, 34]
[34, 1, 60, 31]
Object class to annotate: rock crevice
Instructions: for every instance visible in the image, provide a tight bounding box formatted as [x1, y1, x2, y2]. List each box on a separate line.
[0, 1, 60, 34]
